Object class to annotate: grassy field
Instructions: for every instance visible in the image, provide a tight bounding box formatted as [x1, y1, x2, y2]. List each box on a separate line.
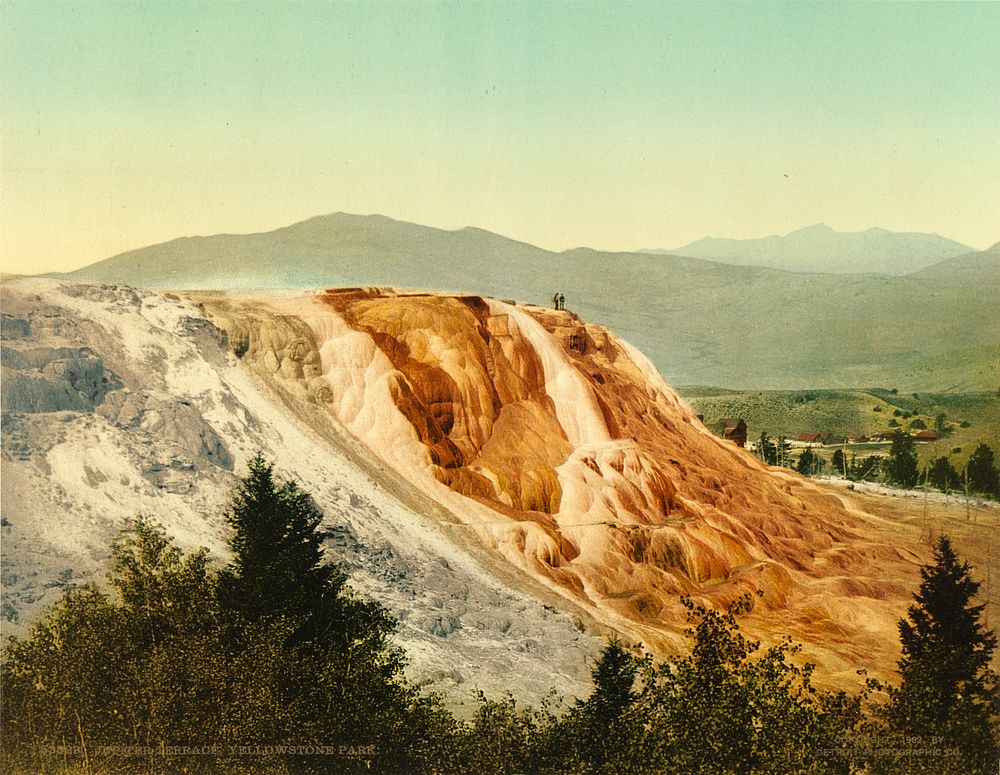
[677, 386, 1000, 470]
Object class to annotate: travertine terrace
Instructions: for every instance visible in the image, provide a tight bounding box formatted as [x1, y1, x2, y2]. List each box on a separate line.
[197, 286, 940, 686]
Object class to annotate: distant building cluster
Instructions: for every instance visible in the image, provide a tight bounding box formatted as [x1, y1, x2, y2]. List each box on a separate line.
[790, 430, 943, 447]
[700, 421, 942, 450]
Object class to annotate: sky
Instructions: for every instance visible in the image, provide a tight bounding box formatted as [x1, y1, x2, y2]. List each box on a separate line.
[2, 1, 998, 275]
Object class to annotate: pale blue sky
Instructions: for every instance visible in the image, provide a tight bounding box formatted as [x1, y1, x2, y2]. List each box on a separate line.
[2, 1, 998, 273]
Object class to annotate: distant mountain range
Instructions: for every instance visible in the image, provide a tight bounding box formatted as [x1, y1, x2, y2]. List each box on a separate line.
[57, 213, 1000, 391]
[644, 224, 974, 275]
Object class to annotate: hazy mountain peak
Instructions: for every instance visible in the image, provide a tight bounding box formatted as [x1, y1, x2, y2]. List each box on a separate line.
[789, 223, 834, 236]
[661, 224, 972, 275]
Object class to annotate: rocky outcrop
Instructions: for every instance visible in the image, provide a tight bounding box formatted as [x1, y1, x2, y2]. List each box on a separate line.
[96, 391, 234, 472]
[1, 346, 121, 413]
[329, 292, 571, 514]
[196, 297, 332, 406]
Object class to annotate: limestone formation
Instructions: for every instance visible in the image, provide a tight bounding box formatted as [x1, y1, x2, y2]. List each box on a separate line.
[196, 287, 962, 686]
[5, 279, 990, 694]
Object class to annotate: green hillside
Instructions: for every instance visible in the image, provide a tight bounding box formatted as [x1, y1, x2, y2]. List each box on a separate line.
[679, 386, 1000, 469]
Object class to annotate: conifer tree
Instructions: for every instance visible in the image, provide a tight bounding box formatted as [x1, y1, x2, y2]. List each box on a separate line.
[757, 432, 777, 466]
[832, 448, 847, 478]
[966, 443, 999, 498]
[573, 641, 641, 771]
[887, 431, 919, 488]
[218, 453, 342, 635]
[928, 456, 960, 493]
[216, 456, 428, 771]
[797, 448, 824, 476]
[885, 536, 998, 773]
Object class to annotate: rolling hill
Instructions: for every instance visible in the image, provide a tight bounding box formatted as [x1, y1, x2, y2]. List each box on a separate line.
[59, 213, 1000, 391]
[679, 386, 1000, 467]
[908, 242, 1000, 286]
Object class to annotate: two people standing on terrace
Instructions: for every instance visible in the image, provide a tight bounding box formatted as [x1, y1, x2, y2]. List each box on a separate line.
[552, 292, 565, 311]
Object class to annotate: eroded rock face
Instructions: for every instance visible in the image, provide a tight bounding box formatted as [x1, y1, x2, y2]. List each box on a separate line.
[195, 287, 941, 687]
[1, 346, 122, 413]
[199, 298, 331, 406]
[331, 292, 571, 515]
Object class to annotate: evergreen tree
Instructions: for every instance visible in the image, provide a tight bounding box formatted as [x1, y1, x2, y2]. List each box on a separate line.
[966, 443, 999, 498]
[569, 641, 642, 772]
[775, 436, 792, 468]
[886, 431, 919, 488]
[757, 432, 777, 466]
[218, 453, 343, 639]
[216, 455, 433, 771]
[928, 456, 960, 493]
[586, 641, 638, 724]
[882, 536, 998, 773]
[832, 449, 847, 478]
[796, 448, 825, 476]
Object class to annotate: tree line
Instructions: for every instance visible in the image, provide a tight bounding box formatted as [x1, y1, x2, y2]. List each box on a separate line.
[758, 429, 1000, 499]
[2, 456, 997, 774]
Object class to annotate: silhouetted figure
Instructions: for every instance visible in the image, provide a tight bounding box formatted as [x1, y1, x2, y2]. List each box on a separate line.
[553, 292, 560, 310]
[559, 293, 565, 311]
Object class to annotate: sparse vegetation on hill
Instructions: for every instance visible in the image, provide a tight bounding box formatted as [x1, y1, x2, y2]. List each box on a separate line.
[683, 386, 1000, 472]
[55, 213, 1000, 391]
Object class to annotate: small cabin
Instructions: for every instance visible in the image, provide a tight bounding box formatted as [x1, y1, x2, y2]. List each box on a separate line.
[707, 418, 748, 448]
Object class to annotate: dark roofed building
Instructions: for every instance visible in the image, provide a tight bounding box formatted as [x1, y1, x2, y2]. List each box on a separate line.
[792, 431, 835, 446]
[707, 417, 747, 448]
